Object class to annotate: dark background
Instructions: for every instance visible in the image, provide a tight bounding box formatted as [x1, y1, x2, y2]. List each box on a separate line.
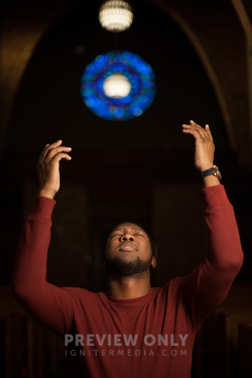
[1, 0, 251, 289]
[0, 1, 252, 377]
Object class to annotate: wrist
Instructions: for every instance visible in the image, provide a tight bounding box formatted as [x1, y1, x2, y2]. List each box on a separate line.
[38, 187, 57, 199]
[200, 165, 222, 187]
[201, 165, 222, 179]
[202, 175, 221, 188]
[198, 164, 213, 173]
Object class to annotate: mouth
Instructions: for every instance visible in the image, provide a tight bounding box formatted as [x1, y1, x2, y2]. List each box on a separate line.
[118, 241, 138, 252]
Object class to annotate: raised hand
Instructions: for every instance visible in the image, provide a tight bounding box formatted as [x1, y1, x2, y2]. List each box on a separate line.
[182, 120, 215, 172]
[182, 120, 220, 187]
[37, 140, 72, 199]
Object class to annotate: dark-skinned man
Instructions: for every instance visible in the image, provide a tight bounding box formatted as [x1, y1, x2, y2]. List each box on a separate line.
[11, 121, 243, 378]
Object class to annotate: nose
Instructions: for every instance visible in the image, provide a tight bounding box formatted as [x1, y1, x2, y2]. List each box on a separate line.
[119, 233, 135, 242]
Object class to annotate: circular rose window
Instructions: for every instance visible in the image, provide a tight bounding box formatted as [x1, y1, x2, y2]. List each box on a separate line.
[80, 50, 156, 121]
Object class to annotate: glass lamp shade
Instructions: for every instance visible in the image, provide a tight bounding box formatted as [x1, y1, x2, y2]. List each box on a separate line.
[98, 0, 133, 32]
[103, 73, 131, 98]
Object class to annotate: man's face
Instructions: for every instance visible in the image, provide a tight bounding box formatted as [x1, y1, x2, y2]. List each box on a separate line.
[103, 223, 156, 276]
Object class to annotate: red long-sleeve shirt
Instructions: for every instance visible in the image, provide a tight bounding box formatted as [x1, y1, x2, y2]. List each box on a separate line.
[11, 185, 243, 378]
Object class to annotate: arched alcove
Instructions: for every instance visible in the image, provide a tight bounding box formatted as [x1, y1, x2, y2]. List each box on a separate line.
[0, 0, 235, 287]
[7, 1, 229, 155]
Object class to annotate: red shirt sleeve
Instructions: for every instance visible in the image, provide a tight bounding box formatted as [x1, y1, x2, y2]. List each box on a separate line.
[11, 196, 80, 337]
[183, 185, 244, 329]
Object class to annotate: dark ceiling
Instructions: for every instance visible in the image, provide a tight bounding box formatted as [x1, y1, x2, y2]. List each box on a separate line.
[7, 0, 229, 156]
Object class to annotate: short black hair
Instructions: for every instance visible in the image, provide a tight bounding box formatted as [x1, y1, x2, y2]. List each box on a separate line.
[102, 221, 155, 257]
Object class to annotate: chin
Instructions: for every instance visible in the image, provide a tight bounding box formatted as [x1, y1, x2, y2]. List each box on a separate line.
[105, 255, 152, 276]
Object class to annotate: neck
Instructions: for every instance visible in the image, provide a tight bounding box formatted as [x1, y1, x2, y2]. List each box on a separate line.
[107, 272, 151, 299]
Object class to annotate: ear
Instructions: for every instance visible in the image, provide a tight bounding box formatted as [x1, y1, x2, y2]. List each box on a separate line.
[151, 256, 157, 269]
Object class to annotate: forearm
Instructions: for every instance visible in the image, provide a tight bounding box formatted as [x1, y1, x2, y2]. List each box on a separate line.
[202, 175, 220, 188]
[184, 185, 243, 328]
[201, 185, 243, 269]
[11, 196, 56, 298]
[38, 188, 56, 199]
[12, 141, 75, 335]
[11, 196, 77, 336]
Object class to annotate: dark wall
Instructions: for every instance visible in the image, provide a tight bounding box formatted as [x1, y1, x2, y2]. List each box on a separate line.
[0, 0, 251, 288]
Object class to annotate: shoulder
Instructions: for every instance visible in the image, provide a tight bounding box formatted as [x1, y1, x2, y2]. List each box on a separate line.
[152, 277, 187, 301]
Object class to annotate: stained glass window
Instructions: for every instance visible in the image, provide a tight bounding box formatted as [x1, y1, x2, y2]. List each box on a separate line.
[80, 51, 156, 121]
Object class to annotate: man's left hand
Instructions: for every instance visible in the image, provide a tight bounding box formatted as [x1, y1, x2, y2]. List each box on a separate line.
[182, 120, 215, 172]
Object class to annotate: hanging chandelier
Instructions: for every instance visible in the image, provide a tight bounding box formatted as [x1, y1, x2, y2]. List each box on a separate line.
[98, 0, 134, 32]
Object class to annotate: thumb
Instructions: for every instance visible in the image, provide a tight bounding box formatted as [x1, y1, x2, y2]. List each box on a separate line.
[205, 124, 213, 140]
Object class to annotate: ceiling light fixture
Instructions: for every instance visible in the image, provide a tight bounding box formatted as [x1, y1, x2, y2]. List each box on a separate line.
[103, 73, 131, 98]
[98, 0, 133, 32]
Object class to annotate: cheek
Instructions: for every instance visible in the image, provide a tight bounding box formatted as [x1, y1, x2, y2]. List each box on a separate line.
[104, 240, 116, 257]
[140, 241, 152, 257]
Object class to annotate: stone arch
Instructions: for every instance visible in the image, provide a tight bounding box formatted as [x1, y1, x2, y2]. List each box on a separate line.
[0, 1, 80, 158]
[151, 0, 236, 150]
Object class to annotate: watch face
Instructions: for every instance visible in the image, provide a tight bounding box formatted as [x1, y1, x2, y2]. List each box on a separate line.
[217, 170, 222, 180]
[213, 165, 222, 180]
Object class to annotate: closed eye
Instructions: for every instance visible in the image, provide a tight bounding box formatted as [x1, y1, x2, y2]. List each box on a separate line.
[134, 233, 146, 238]
[110, 234, 122, 239]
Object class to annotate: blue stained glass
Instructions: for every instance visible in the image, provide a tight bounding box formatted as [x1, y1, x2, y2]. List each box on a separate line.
[80, 50, 156, 121]
[124, 95, 133, 103]
[115, 108, 124, 119]
[141, 81, 152, 88]
[82, 89, 92, 96]
[95, 55, 104, 63]
[133, 107, 143, 116]
[85, 98, 94, 107]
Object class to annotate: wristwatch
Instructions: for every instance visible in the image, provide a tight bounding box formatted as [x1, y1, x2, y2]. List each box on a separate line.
[201, 165, 222, 180]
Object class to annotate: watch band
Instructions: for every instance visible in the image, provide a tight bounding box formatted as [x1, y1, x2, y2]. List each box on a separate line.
[201, 167, 216, 179]
[201, 165, 222, 180]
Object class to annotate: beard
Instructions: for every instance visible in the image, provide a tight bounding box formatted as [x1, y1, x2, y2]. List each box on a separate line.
[105, 255, 153, 277]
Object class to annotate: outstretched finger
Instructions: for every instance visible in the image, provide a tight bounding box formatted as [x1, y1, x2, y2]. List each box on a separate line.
[38, 140, 63, 164]
[190, 120, 202, 128]
[186, 120, 209, 139]
[49, 152, 72, 164]
[182, 126, 202, 139]
[45, 146, 72, 163]
[182, 123, 206, 139]
[190, 120, 209, 136]
[205, 124, 213, 141]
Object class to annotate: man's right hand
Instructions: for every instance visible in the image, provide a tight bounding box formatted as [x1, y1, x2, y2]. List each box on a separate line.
[37, 140, 72, 199]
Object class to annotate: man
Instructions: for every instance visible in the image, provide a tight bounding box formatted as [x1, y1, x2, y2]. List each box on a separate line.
[11, 121, 244, 378]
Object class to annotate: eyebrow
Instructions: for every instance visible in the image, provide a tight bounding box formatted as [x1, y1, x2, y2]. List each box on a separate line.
[113, 227, 144, 233]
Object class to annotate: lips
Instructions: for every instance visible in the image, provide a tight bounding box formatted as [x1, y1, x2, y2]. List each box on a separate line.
[119, 241, 138, 251]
